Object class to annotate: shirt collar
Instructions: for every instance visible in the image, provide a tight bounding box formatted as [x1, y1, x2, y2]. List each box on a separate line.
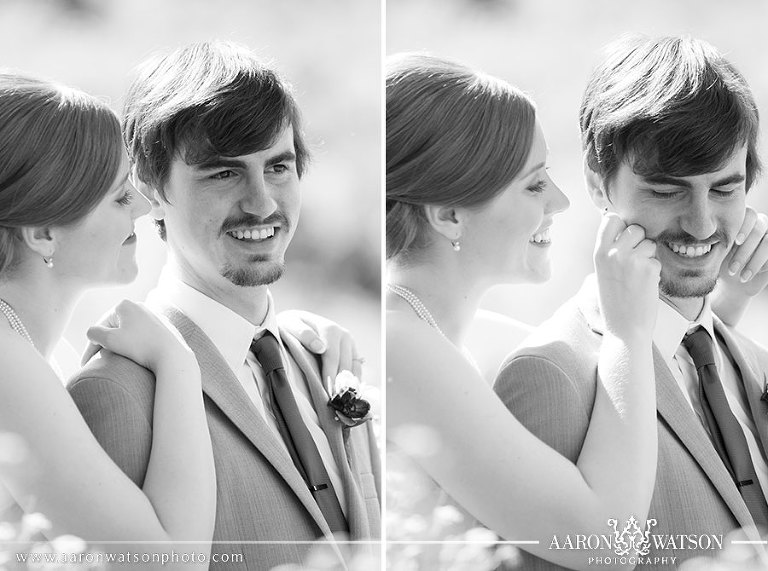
[147, 269, 282, 372]
[653, 295, 715, 367]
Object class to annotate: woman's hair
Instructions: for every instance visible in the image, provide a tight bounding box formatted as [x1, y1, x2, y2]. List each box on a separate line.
[0, 72, 123, 275]
[386, 53, 537, 261]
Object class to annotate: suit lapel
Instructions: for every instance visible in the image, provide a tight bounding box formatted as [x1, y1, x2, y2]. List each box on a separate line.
[281, 332, 372, 541]
[714, 319, 768, 465]
[652, 346, 754, 527]
[577, 279, 753, 528]
[158, 303, 334, 537]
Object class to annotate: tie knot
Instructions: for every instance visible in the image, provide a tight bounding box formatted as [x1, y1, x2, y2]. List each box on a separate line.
[251, 333, 284, 374]
[682, 326, 717, 369]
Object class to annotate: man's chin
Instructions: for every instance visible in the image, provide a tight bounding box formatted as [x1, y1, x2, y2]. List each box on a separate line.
[222, 261, 285, 287]
[659, 273, 718, 298]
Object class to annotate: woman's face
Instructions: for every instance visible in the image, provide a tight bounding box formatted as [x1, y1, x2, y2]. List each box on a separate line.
[459, 122, 570, 286]
[53, 150, 151, 288]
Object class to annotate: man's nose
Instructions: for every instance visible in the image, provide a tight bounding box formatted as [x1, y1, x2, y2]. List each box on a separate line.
[680, 195, 717, 240]
[240, 176, 278, 217]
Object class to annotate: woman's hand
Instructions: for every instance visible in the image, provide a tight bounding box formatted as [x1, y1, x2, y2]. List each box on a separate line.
[594, 213, 661, 341]
[714, 207, 768, 326]
[277, 309, 363, 385]
[82, 300, 195, 372]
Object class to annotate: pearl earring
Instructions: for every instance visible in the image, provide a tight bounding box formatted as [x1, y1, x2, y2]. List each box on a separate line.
[43, 256, 54, 268]
[451, 239, 461, 252]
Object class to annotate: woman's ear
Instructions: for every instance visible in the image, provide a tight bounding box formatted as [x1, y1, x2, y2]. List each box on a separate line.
[19, 225, 56, 260]
[583, 156, 611, 211]
[423, 204, 464, 242]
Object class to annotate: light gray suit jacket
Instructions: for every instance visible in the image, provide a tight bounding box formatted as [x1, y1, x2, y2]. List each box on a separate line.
[67, 303, 381, 571]
[493, 277, 768, 570]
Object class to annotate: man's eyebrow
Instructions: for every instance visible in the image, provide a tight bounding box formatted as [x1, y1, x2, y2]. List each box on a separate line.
[639, 172, 745, 189]
[194, 157, 248, 171]
[192, 151, 297, 171]
[710, 173, 745, 187]
[640, 174, 694, 189]
[265, 151, 296, 168]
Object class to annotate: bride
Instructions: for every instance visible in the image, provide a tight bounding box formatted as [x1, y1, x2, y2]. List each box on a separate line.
[0, 72, 358, 564]
[385, 53, 767, 570]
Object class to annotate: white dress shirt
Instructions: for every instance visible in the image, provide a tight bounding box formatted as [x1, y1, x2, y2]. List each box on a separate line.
[147, 270, 347, 514]
[653, 297, 768, 497]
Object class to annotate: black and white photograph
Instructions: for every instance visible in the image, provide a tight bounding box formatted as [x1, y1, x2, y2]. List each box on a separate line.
[386, 1, 768, 570]
[0, 1, 381, 570]
[4, 0, 768, 570]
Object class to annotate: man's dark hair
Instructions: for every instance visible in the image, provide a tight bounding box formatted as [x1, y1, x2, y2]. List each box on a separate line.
[123, 41, 309, 238]
[580, 35, 761, 192]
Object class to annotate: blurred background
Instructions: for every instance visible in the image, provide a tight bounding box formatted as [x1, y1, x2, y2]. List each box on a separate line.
[388, 0, 768, 349]
[0, 0, 382, 384]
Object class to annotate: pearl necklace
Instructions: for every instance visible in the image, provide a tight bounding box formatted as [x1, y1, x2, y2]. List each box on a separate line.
[386, 284, 448, 340]
[0, 298, 35, 348]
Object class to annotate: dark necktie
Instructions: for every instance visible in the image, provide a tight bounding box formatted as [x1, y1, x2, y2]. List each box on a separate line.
[683, 326, 768, 528]
[251, 333, 349, 534]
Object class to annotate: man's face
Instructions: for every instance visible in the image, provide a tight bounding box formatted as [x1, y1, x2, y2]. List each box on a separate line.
[155, 127, 301, 297]
[604, 146, 747, 299]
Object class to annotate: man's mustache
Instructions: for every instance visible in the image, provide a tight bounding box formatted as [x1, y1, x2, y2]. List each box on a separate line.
[653, 229, 729, 246]
[221, 212, 290, 234]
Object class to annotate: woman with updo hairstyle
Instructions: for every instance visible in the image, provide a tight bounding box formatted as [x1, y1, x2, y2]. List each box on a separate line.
[0, 72, 219, 559]
[0, 74, 121, 275]
[385, 53, 666, 569]
[387, 54, 536, 263]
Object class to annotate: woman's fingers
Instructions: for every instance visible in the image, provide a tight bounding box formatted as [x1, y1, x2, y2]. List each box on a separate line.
[734, 206, 758, 246]
[613, 223, 649, 250]
[595, 212, 627, 255]
[296, 325, 328, 354]
[728, 212, 768, 281]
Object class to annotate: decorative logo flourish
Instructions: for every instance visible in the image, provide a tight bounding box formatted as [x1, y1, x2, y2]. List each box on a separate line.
[607, 516, 657, 556]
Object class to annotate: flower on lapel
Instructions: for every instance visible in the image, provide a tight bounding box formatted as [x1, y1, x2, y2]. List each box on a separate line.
[328, 370, 372, 427]
[761, 379, 768, 406]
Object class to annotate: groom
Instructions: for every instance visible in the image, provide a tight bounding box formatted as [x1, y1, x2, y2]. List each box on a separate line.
[68, 41, 380, 569]
[495, 36, 768, 569]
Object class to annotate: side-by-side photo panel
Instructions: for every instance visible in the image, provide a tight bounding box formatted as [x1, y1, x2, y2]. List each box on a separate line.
[386, 0, 768, 569]
[0, 1, 381, 570]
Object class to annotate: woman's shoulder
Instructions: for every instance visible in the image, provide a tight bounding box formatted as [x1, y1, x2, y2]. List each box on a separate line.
[465, 309, 532, 384]
[0, 328, 67, 418]
[386, 309, 489, 419]
[0, 327, 47, 378]
[386, 309, 463, 365]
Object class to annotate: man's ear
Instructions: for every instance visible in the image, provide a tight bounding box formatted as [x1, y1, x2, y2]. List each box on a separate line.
[134, 177, 166, 220]
[583, 156, 611, 211]
[19, 226, 56, 259]
[423, 204, 464, 243]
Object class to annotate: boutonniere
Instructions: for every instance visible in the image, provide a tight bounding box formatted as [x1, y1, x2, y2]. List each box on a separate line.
[328, 370, 373, 427]
[761, 378, 768, 405]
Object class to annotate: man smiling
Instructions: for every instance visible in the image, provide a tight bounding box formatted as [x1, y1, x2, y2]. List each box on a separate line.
[68, 41, 380, 570]
[495, 35, 768, 570]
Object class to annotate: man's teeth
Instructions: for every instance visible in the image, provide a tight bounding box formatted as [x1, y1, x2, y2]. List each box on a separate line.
[228, 227, 276, 241]
[530, 228, 551, 244]
[667, 242, 713, 257]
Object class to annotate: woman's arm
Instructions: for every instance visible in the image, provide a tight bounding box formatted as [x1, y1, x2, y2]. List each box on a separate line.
[0, 301, 215, 566]
[387, 215, 659, 571]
